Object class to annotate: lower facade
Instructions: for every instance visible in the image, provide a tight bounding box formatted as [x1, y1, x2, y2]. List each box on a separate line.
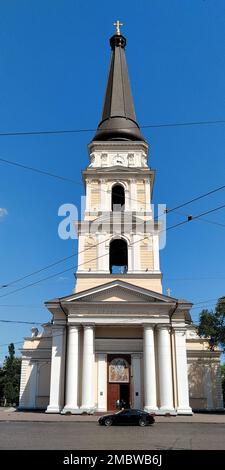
[19, 324, 224, 414]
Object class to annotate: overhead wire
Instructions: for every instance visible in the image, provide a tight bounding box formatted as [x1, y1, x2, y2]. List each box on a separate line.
[0, 118, 224, 137]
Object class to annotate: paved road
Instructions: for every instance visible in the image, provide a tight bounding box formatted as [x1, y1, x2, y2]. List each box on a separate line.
[0, 422, 225, 450]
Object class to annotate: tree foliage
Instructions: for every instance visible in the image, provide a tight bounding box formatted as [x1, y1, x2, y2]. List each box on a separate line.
[0, 343, 21, 406]
[198, 296, 225, 352]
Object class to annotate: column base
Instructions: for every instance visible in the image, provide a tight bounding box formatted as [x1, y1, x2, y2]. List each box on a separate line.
[144, 406, 158, 413]
[61, 406, 82, 415]
[176, 407, 193, 415]
[46, 405, 62, 413]
[157, 407, 177, 416]
[80, 405, 96, 415]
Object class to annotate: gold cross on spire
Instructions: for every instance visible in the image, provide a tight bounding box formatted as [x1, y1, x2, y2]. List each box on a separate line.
[113, 20, 123, 35]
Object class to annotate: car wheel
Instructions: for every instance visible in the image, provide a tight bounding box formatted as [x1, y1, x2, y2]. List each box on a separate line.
[148, 418, 155, 425]
[104, 418, 113, 426]
[139, 418, 147, 427]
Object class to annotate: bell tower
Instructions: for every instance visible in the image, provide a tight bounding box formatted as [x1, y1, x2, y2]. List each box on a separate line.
[75, 26, 162, 294]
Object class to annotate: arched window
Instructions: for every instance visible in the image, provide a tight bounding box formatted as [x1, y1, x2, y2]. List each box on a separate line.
[111, 184, 125, 211]
[109, 238, 128, 274]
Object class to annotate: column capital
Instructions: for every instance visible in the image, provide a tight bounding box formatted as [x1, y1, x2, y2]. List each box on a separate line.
[67, 324, 81, 331]
[83, 323, 95, 330]
[96, 352, 107, 359]
[143, 323, 156, 330]
[52, 323, 66, 331]
[51, 324, 66, 336]
[132, 353, 142, 359]
[156, 323, 171, 331]
[173, 327, 187, 335]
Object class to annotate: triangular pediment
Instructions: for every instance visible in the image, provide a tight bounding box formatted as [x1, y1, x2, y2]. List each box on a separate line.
[57, 280, 180, 304]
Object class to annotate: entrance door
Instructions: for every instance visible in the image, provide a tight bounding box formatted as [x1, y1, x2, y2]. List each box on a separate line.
[107, 355, 131, 411]
[120, 383, 130, 409]
[107, 383, 120, 411]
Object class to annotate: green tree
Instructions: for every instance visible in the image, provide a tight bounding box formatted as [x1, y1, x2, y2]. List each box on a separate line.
[0, 343, 21, 406]
[198, 296, 225, 351]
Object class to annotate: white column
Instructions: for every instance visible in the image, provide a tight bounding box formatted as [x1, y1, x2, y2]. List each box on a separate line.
[132, 353, 142, 409]
[81, 324, 95, 411]
[62, 325, 80, 414]
[28, 362, 37, 408]
[97, 353, 107, 411]
[157, 325, 174, 413]
[143, 325, 158, 411]
[174, 328, 192, 414]
[46, 325, 66, 413]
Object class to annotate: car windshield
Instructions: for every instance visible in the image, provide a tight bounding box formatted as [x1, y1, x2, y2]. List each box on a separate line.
[115, 409, 127, 415]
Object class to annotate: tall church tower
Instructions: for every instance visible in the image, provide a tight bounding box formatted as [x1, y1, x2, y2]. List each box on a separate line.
[76, 26, 162, 294]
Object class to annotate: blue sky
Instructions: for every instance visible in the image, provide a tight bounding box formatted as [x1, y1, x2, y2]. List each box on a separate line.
[0, 0, 225, 364]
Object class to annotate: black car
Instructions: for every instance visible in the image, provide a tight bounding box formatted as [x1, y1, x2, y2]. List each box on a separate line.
[98, 409, 155, 427]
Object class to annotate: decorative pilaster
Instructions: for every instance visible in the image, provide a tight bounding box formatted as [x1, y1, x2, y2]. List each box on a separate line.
[157, 325, 175, 413]
[46, 324, 66, 413]
[96, 233, 107, 271]
[19, 359, 29, 409]
[80, 324, 95, 412]
[153, 234, 160, 271]
[62, 325, 81, 414]
[143, 325, 158, 411]
[28, 362, 37, 408]
[97, 353, 107, 411]
[100, 179, 109, 211]
[132, 234, 140, 271]
[145, 179, 151, 211]
[204, 362, 213, 410]
[132, 353, 142, 409]
[130, 179, 137, 211]
[174, 328, 192, 414]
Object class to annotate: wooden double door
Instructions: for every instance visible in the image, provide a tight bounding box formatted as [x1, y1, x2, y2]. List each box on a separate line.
[107, 354, 132, 411]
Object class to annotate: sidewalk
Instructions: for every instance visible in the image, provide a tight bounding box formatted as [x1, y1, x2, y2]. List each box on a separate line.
[0, 407, 225, 423]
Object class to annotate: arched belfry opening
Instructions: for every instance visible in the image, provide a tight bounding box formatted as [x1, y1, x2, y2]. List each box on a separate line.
[111, 184, 125, 211]
[109, 238, 128, 274]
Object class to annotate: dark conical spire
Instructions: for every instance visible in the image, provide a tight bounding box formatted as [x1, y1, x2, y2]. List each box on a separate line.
[93, 28, 145, 142]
